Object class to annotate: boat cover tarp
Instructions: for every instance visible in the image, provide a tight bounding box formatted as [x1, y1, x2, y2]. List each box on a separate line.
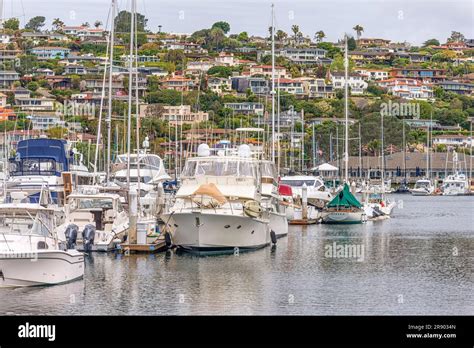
[327, 183, 362, 208]
[192, 183, 227, 205]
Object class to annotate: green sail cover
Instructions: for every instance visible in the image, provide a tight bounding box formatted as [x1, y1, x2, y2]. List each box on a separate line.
[327, 183, 363, 209]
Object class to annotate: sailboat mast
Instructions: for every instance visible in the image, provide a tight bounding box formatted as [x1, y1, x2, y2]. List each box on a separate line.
[134, 0, 141, 197]
[381, 105, 385, 191]
[270, 3, 275, 162]
[344, 34, 349, 183]
[106, 0, 116, 183]
[126, 0, 136, 187]
[427, 110, 431, 179]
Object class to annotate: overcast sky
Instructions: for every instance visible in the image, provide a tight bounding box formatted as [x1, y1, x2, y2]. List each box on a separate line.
[5, 0, 473, 45]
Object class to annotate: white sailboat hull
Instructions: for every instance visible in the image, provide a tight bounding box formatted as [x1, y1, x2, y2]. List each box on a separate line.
[0, 250, 84, 287]
[321, 210, 366, 224]
[410, 188, 433, 196]
[164, 212, 270, 253]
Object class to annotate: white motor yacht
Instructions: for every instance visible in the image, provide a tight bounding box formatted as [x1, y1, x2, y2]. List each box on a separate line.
[162, 144, 271, 254]
[0, 186, 84, 287]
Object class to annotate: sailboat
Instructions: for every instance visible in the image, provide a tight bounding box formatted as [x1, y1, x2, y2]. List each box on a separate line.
[363, 102, 396, 219]
[442, 151, 469, 196]
[410, 113, 435, 196]
[321, 35, 366, 224]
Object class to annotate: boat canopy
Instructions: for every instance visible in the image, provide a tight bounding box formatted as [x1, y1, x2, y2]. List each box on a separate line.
[181, 157, 258, 178]
[327, 184, 362, 208]
[311, 163, 338, 171]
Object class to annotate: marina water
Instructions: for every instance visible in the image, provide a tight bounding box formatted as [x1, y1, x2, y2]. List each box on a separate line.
[1, 194, 472, 315]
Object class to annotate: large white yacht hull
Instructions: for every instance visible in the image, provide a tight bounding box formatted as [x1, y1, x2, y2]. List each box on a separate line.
[269, 211, 288, 238]
[164, 212, 270, 254]
[0, 250, 84, 287]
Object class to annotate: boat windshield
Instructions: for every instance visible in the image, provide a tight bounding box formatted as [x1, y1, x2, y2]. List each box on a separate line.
[0, 211, 53, 236]
[181, 159, 258, 178]
[415, 181, 430, 188]
[117, 155, 161, 170]
[261, 162, 277, 178]
[9, 158, 61, 176]
[280, 179, 316, 187]
[69, 197, 115, 211]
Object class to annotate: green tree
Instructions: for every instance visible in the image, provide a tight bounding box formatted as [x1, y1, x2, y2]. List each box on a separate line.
[27, 81, 39, 92]
[314, 30, 325, 43]
[52, 18, 64, 31]
[3, 18, 19, 30]
[211, 21, 230, 34]
[447, 31, 465, 43]
[207, 66, 233, 78]
[94, 20, 103, 28]
[353, 25, 364, 40]
[146, 90, 182, 105]
[25, 16, 46, 31]
[237, 31, 249, 42]
[291, 25, 300, 44]
[115, 10, 148, 33]
[47, 126, 68, 139]
[347, 36, 357, 50]
[423, 38, 439, 47]
[275, 30, 288, 42]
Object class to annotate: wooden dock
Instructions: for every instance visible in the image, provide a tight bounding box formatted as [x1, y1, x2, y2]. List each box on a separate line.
[118, 238, 168, 254]
[289, 219, 319, 225]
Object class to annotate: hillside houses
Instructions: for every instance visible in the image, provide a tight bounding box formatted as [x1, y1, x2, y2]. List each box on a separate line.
[377, 78, 434, 100]
[330, 71, 368, 94]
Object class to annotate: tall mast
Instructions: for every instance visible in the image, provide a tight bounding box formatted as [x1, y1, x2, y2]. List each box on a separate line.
[134, 0, 141, 197]
[402, 119, 406, 180]
[381, 103, 385, 191]
[277, 78, 281, 175]
[126, 0, 136, 187]
[106, 0, 116, 183]
[344, 34, 349, 183]
[427, 110, 432, 179]
[270, 3, 276, 162]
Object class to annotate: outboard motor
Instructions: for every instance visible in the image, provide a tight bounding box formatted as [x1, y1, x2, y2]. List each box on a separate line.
[65, 224, 79, 250]
[82, 224, 96, 252]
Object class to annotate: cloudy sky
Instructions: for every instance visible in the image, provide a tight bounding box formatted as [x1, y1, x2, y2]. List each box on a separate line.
[5, 0, 474, 45]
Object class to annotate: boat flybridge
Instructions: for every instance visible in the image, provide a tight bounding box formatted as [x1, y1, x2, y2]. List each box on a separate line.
[112, 146, 171, 216]
[162, 143, 271, 254]
[57, 186, 129, 251]
[0, 183, 84, 287]
[410, 179, 435, 196]
[8, 138, 72, 205]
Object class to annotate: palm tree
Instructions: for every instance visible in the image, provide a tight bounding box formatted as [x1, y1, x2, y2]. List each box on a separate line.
[291, 25, 300, 47]
[82, 22, 90, 28]
[94, 20, 102, 29]
[276, 29, 288, 43]
[52, 18, 64, 31]
[353, 25, 364, 40]
[210, 27, 225, 50]
[314, 30, 325, 43]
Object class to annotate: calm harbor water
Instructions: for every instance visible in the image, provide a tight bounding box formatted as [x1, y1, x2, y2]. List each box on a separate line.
[1, 194, 473, 315]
